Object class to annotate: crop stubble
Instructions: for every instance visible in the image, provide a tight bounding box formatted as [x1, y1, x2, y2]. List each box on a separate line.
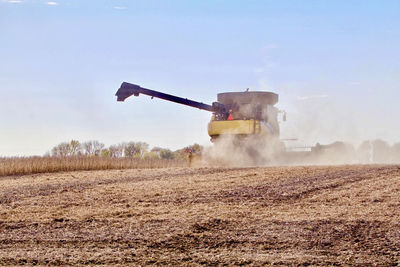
[0, 165, 400, 265]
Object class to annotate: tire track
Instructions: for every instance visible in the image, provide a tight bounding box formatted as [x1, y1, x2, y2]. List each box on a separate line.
[215, 166, 400, 204]
[0, 167, 247, 205]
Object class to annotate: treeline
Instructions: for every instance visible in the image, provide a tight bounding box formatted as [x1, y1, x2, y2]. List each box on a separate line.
[47, 140, 202, 160]
[0, 140, 202, 177]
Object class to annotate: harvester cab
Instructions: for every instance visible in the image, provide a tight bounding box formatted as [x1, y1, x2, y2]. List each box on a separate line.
[115, 82, 281, 143]
[209, 91, 280, 142]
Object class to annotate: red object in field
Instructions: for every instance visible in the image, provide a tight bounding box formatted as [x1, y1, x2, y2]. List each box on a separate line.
[227, 113, 234, 120]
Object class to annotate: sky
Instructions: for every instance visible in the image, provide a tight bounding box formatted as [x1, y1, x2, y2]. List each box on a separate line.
[1, 0, 400, 156]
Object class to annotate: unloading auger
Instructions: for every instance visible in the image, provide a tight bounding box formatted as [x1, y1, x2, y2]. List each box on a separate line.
[116, 82, 282, 143]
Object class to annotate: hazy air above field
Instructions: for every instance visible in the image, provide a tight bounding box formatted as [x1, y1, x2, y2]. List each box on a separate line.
[1, 0, 399, 156]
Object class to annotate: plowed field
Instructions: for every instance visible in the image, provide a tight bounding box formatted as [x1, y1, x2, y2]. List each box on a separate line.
[1, 165, 400, 265]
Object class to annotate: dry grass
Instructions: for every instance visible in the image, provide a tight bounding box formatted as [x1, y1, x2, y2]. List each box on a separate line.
[1, 165, 400, 265]
[0, 156, 187, 177]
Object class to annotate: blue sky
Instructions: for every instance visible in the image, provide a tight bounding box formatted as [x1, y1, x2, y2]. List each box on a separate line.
[1, 0, 399, 156]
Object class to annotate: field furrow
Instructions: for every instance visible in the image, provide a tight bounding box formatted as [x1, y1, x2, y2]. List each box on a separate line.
[1, 165, 399, 265]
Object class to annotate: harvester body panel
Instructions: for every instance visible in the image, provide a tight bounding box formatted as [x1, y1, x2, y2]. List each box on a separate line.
[208, 119, 276, 137]
[208, 120, 259, 136]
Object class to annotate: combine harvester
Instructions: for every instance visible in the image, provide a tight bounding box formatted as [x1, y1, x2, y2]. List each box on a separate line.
[115, 82, 345, 165]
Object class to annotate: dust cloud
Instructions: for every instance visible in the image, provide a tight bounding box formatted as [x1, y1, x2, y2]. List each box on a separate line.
[199, 137, 400, 167]
[193, 88, 400, 167]
[200, 135, 282, 167]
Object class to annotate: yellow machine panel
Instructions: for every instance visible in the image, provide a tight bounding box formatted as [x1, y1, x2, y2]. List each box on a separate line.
[208, 119, 261, 136]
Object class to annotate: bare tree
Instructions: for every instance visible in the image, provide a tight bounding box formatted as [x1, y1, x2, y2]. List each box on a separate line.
[51, 142, 70, 157]
[151, 147, 163, 153]
[109, 143, 124, 158]
[160, 149, 174, 159]
[151, 147, 162, 156]
[101, 148, 111, 157]
[69, 140, 81, 156]
[135, 142, 149, 157]
[92, 141, 104, 156]
[83, 140, 104, 156]
[124, 142, 137, 157]
[51, 140, 81, 157]
[124, 142, 149, 158]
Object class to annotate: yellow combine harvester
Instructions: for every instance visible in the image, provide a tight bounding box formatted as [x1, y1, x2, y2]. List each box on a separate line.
[116, 82, 357, 165]
[116, 82, 286, 162]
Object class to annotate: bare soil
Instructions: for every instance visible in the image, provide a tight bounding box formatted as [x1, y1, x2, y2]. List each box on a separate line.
[1, 165, 400, 265]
